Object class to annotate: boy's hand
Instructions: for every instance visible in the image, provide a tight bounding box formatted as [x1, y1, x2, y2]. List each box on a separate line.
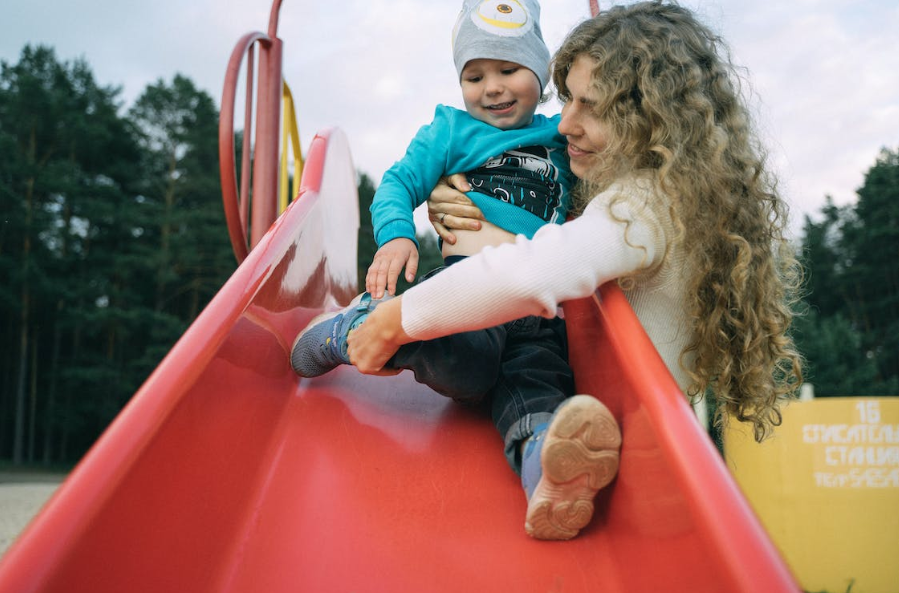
[366, 238, 419, 298]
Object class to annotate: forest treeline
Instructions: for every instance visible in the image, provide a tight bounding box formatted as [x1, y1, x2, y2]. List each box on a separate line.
[1, 46, 896, 467]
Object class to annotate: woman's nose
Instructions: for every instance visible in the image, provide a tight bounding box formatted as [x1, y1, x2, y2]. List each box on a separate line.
[558, 106, 578, 135]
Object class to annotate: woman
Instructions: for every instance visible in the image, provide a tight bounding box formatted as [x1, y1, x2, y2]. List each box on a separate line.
[346, 1, 803, 540]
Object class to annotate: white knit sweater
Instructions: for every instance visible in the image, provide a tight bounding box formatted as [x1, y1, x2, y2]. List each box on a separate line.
[401, 174, 694, 392]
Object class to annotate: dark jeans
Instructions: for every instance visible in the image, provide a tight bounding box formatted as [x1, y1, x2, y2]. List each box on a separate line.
[387, 266, 574, 474]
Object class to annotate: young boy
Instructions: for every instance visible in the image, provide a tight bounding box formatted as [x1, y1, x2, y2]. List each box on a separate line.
[364, 0, 573, 299]
[290, 0, 619, 540]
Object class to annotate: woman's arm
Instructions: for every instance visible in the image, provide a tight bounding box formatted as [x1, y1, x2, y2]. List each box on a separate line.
[348, 176, 668, 373]
[347, 204, 642, 373]
[403, 178, 667, 341]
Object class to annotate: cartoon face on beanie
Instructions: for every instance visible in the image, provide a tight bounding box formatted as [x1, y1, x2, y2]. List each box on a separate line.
[452, 0, 551, 91]
[469, 0, 534, 36]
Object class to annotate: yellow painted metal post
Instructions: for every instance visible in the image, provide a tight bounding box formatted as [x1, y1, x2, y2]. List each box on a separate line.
[279, 81, 304, 213]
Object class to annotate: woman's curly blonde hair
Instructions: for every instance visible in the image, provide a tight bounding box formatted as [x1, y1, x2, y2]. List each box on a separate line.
[553, 1, 804, 441]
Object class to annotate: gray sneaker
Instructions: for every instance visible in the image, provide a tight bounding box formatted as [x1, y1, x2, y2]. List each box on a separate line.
[290, 292, 385, 377]
[521, 395, 621, 540]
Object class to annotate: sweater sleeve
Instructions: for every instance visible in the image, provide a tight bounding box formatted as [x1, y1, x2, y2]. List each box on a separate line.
[371, 107, 452, 248]
[400, 176, 668, 340]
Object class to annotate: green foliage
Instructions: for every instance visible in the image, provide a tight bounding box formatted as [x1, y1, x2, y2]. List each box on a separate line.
[356, 172, 378, 292]
[793, 310, 897, 396]
[0, 46, 233, 465]
[797, 146, 899, 397]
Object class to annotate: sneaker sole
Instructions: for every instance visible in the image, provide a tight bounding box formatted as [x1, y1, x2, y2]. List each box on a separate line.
[525, 395, 621, 540]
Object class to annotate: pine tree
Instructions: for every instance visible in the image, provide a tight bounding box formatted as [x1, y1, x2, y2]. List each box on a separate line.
[126, 75, 235, 384]
[798, 146, 899, 395]
[0, 45, 142, 463]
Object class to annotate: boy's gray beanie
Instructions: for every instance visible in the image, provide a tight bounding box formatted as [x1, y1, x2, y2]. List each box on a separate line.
[452, 0, 551, 92]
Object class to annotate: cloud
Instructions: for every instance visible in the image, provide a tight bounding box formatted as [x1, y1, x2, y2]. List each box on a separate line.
[730, 1, 899, 232]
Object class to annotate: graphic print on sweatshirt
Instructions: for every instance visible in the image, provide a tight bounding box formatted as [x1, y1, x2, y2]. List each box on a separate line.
[466, 145, 564, 223]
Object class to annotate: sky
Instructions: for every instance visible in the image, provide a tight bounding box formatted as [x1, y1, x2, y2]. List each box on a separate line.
[2, 0, 898, 239]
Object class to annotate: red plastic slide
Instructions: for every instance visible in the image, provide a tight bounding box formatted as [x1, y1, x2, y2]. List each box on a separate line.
[0, 129, 799, 593]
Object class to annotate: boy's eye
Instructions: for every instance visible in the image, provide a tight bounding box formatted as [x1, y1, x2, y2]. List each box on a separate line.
[465, 76, 483, 83]
[501, 67, 519, 75]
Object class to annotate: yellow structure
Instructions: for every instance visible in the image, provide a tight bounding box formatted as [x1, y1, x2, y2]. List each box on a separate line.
[279, 81, 304, 213]
[725, 397, 899, 593]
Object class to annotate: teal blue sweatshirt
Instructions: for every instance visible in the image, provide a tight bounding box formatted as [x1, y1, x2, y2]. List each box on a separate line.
[371, 105, 573, 248]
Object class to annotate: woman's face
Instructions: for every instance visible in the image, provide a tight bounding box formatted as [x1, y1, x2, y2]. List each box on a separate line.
[558, 55, 610, 180]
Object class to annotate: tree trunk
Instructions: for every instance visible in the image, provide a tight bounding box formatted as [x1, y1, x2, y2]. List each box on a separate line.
[28, 330, 38, 464]
[44, 310, 62, 465]
[60, 324, 81, 464]
[43, 189, 72, 465]
[13, 174, 33, 465]
[155, 150, 178, 313]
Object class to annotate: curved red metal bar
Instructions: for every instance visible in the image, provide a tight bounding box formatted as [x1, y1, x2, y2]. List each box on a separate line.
[219, 0, 286, 263]
[267, 0, 284, 39]
[219, 30, 271, 263]
[0, 126, 798, 592]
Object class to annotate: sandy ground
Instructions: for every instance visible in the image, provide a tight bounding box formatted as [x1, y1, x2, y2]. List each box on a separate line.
[0, 474, 65, 558]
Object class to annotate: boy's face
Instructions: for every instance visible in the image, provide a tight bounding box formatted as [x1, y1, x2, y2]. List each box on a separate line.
[460, 59, 541, 130]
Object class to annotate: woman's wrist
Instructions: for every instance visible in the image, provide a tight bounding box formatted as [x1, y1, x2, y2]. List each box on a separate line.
[347, 295, 411, 374]
[372, 297, 412, 347]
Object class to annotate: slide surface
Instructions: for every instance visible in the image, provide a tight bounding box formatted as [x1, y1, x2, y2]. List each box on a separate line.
[0, 130, 799, 593]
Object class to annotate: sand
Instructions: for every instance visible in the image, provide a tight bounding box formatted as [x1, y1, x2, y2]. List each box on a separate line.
[0, 476, 64, 558]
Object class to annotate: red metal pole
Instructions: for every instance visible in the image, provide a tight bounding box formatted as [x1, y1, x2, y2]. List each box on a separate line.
[249, 37, 283, 247]
[268, 0, 284, 38]
[220, 0, 286, 259]
[240, 44, 255, 233]
[220, 31, 271, 263]
[246, 0, 285, 248]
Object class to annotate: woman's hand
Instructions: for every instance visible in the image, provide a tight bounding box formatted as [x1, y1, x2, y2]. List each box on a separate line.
[347, 297, 412, 375]
[428, 173, 485, 245]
